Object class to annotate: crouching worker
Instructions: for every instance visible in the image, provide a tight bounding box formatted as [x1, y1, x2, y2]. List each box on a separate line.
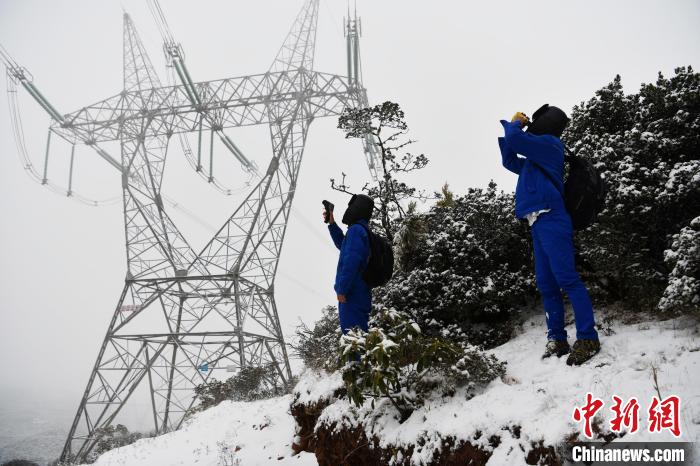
[498, 104, 600, 366]
[323, 194, 374, 334]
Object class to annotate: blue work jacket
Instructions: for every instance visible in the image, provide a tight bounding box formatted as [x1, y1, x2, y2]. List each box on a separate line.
[498, 120, 566, 218]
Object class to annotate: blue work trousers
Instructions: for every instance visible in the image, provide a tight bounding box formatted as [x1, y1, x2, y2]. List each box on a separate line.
[531, 210, 598, 341]
[338, 299, 370, 334]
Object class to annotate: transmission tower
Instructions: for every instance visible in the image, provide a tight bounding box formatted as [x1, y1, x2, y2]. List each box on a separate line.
[2, 0, 378, 463]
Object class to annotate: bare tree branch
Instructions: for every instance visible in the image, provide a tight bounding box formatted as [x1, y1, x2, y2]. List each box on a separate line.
[334, 101, 430, 241]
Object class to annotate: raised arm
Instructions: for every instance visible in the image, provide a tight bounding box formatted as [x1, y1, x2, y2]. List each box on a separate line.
[328, 222, 345, 250]
[498, 137, 524, 174]
[500, 120, 564, 171]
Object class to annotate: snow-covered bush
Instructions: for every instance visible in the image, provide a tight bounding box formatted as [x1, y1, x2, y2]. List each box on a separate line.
[192, 364, 286, 413]
[564, 66, 700, 311]
[89, 424, 152, 462]
[658, 216, 700, 315]
[291, 306, 342, 371]
[227, 365, 286, 401]
[375, 183, 535, 348]
[393, 205, 428, 272]
[339, 308, 505, 421]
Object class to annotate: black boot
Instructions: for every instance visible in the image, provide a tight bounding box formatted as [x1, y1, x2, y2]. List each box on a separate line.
[542, 339, 570, 359]
[566, 339, 601, 366]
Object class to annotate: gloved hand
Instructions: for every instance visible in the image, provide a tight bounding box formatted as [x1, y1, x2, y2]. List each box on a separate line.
[511, 112, 530, 128]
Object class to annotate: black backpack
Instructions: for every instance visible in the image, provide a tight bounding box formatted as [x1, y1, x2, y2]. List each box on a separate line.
[357, 223, 394, 288]
[534, 148, 607, 231]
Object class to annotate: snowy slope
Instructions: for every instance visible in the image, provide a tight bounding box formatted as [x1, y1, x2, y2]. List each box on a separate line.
[88, 313, 700, 466]
[89, 396, 316, 466]
[315, 313, 700, 464]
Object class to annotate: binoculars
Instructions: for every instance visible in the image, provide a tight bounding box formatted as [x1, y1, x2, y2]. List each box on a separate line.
[512, 112, 530, 127]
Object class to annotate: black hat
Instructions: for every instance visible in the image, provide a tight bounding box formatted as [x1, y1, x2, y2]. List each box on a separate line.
[342, 194, 374, 225]
[527, 104, 569, 138]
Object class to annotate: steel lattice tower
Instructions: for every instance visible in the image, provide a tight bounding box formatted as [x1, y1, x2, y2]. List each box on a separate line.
[2, 0, 378, 463]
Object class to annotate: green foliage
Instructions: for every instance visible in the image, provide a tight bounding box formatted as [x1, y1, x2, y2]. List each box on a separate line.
[88, 424, 151, 462]
[192, 364, 286, 413]
[435, 183, 456, 209]
[658, 216, 700, 315]
[193, 378, 234, 411]
[228, 365, 283, 401]
[292, 306, 342, 371]
[375, 182, 534, 348]
[339, 308, 505, 422]
[563, 66, 700, 310]
[393, 211, 428, 273]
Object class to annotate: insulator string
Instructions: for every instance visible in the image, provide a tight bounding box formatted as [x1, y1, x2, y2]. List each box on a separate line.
[165, 66, 257, 196]
[6, 73, 121, 206]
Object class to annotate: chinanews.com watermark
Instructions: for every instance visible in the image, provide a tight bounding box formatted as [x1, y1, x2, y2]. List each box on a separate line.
[567, 393, 695, 465]
[569, 442, 693, 465]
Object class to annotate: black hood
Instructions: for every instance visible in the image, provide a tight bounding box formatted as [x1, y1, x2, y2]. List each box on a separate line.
[341, 194, 374, 225]
[527, 104, 569, 138]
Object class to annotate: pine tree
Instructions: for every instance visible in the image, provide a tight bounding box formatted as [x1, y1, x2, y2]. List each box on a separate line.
[658, 216, 700, 315]
[564, 66, 700, 310]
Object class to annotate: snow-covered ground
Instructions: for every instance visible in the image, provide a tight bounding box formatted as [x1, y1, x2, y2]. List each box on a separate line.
[323, 313, 700, 464]
[89, 313, 700, 465]
[89, 396, 316, 466]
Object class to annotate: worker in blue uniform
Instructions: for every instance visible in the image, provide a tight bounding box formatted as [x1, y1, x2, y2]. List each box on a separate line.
[324, 194, 373, 333]
[498, 104, 600, 366]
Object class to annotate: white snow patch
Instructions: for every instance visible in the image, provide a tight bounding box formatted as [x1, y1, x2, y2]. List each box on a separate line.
[87, 395, 317, 466]
[292, 369, 344, 406]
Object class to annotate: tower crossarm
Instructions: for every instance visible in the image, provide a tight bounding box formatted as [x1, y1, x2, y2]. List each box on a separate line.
[35, 0, 383, 461]
[50, 70, 365, 145]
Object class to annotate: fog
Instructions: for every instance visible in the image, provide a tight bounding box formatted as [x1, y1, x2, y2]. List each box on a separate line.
[0, 0, 698, 460]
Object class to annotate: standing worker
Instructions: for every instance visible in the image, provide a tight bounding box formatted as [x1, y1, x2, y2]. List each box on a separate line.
[498, 104, 600, 366]
[323, 194, 374, 333]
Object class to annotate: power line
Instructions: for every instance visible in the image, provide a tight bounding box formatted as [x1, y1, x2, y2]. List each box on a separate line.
[5, 1, 376, 461]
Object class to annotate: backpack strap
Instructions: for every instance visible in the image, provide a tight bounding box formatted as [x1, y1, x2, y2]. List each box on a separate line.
[354, 222, 373, 262]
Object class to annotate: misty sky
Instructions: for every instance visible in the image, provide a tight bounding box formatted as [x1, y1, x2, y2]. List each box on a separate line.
[0, 0, 698, 429]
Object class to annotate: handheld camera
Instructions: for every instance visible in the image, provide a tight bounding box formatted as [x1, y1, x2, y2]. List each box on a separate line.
[322, 200, 334, 224]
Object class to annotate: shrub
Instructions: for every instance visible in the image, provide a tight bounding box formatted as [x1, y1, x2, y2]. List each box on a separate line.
[375, 182, 535, 348]
[291, 306, 342, 371]
[658, 216, 700, 315]
[340, 308, 505, 421]
[563, 67, 700, 310]
[227, 365, 284, 401]
[87, 424, 151, 462]
[393, 204, 428, 272]
[192, 364, 286, 413]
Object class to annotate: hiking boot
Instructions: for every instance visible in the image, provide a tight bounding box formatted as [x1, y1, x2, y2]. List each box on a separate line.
[566, 339, 601, 366]
[542, 339, 570, 359]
